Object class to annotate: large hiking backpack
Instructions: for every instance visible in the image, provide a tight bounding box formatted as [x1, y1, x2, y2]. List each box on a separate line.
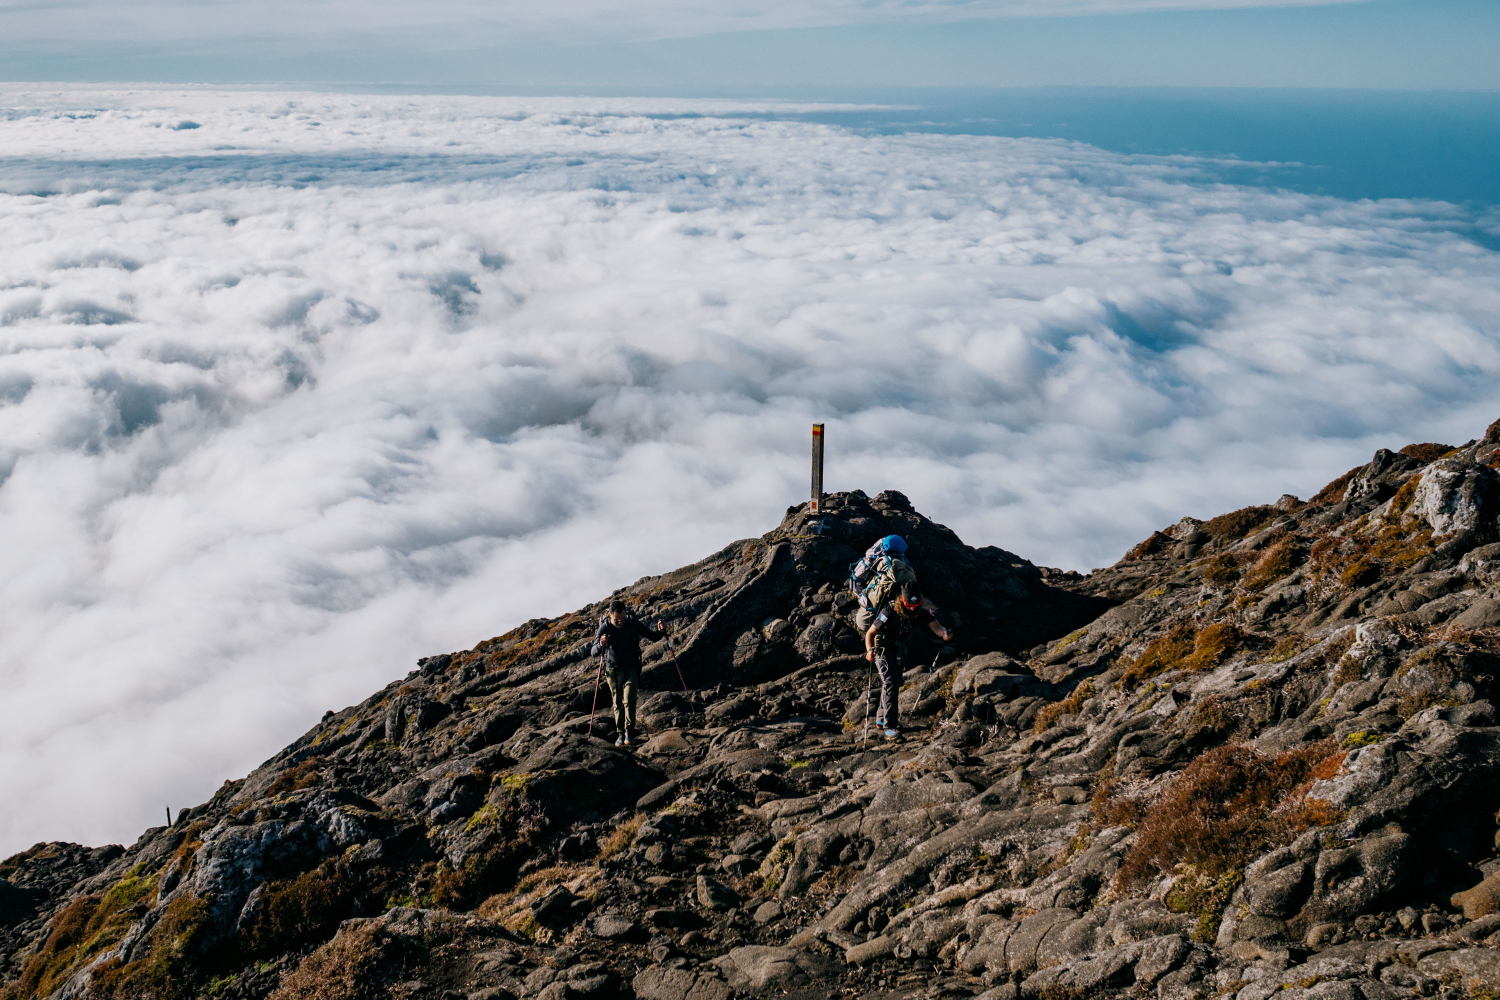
[849, 536, 916, 612]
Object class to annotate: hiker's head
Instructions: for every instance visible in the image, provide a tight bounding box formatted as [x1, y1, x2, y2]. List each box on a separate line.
[897, 583, 923, 611]
[607, 600, 627, 625]
[881, 535, 908, 556]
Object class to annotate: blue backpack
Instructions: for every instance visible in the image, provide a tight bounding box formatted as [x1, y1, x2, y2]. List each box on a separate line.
[849, 536, 915, 611]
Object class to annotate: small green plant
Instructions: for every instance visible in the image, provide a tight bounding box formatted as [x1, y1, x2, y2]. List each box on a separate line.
[1057, 629, 1088, 651]
[1164, 864, 1244, 942]
[1342, 731, 1380, 748]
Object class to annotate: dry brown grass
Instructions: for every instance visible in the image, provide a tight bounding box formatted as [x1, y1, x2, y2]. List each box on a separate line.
[1200, 505, 1278, 541]
[1120, 623, 1197, 689]
[1033, 681, 1096, 734]
[1309, 466, 1362, 506]
[1399, 443, 1455, 463]
[1242, 537, 1302, 592]
[268, 921, 405, 1000]
[240, 859, 356, 957]
[595, 815, 643, 860]
[1115, 740, 1343, 892]
[266, 760, 322, 798]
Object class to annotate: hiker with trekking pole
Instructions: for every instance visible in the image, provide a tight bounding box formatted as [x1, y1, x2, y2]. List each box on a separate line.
[591, 600, 667, 747]
[863, 581, 952, 741]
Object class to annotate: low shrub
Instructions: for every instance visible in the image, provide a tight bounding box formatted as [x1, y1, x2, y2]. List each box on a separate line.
[1115, 740, 1343, 893]
[596, 815, 644, 860]
[1120, 624, 1197, 689]
[268, 921, 412, 1000]
[1399, 443, 1455, 463]
[1182, 623, 1245, 673]
[90, 893, 212, 1000]
[1309, 466, 1362, 506]
[1033, 681, 1096, 734]
[267, 761, 322, 798]
[1182, 696, 1237, 746]
[1340, 555, 1381, 588]
[1, 866, 166, 1000]
[1242, 537, 1302, 592]
[1200, 505, 1278, 541]
[239, 859, 356, 957]
[1201, 553, 1245, 587]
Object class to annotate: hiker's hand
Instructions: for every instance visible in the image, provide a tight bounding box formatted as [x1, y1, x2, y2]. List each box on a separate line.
[865, 648, 874, 662]
[655, 619, 665, 632]
[598, 633, 610, 645]
[942, 628, 953, 641]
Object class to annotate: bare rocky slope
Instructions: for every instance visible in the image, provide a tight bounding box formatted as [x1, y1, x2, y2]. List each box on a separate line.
[6, 420, 1500, 1000]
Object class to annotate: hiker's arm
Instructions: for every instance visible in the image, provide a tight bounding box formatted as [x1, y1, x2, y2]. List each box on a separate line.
[641, 619, 666, 641]
[928, 620, 953, 642]
[591, 624, 608, 657]
[864, 622, 879, 661]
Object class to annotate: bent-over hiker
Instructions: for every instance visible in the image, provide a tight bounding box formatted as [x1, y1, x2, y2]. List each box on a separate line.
[591, 600, 665, 746]
[863, 582, 952, 740]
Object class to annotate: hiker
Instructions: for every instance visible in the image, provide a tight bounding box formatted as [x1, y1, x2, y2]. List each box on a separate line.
[850, 535, 917, 632]
[863, 582, 952, 740]
[591, 600, 666, 746]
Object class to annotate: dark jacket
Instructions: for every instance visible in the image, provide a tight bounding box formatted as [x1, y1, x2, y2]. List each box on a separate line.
[591, 616, 664, 673]
[872, 600, 939, 650]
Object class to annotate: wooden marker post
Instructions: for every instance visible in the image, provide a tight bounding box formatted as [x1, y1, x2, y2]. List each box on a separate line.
[811, 423, 825, 513]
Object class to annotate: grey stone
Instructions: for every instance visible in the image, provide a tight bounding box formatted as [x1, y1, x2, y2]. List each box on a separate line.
[587, 911, 638, 939]
[695, 875, 739, 911]
[1453, 599, 1500, 629]
[711, 946, 839, 992]
[753, 901, 782, 924]
[631, 967, 730, 1000]
[1413, 459, 1500, 536]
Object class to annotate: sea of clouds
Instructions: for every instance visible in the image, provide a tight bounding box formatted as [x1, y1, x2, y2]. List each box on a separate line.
[2, 87, 1498, 856]
[0, 0, 1379, 47]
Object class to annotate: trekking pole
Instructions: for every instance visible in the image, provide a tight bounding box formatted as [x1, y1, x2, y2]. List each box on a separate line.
[665, 632, 690, 698]
[861, 654, 874, 748]
[588, 656, 604, 736]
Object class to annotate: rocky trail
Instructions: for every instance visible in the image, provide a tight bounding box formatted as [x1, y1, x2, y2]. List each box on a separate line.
[6, 420, 1500, 1000]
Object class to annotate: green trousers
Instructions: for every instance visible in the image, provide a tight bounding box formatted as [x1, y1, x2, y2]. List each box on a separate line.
[606, 667, 640, 735]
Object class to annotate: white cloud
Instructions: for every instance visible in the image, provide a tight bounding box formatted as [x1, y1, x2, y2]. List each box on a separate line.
[0, 87, 1497, 857]
[0, 0, 1378, 45]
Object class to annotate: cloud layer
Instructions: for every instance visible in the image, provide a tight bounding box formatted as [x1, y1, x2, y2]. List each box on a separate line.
[0, 0, 1376, 45]
[1, 87, 1498, 857]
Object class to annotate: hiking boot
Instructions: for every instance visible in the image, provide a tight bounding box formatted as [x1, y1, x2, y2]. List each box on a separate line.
[623, 729, 634, 746]
[883, 727, 900, 740]
[615, 735, 625, 746]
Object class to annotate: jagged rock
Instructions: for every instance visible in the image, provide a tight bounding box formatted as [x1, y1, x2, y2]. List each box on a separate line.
[1413, 458, 1500, 536]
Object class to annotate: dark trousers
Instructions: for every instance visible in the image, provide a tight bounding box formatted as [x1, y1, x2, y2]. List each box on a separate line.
[873, 647, 901, 727]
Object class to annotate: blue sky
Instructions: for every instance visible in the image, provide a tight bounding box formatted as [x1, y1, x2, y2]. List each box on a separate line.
[0, 0, 1495, 89]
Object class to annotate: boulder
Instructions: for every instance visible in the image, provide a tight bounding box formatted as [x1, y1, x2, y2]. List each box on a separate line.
[632, 966, 731, 1000]
[696, 875, 739, 911]
[712, 946, 839, 992]
[1413, 459, 1500, 536]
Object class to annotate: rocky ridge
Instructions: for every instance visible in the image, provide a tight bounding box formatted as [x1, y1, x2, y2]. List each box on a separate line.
[4, 420, 1500, 1000]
